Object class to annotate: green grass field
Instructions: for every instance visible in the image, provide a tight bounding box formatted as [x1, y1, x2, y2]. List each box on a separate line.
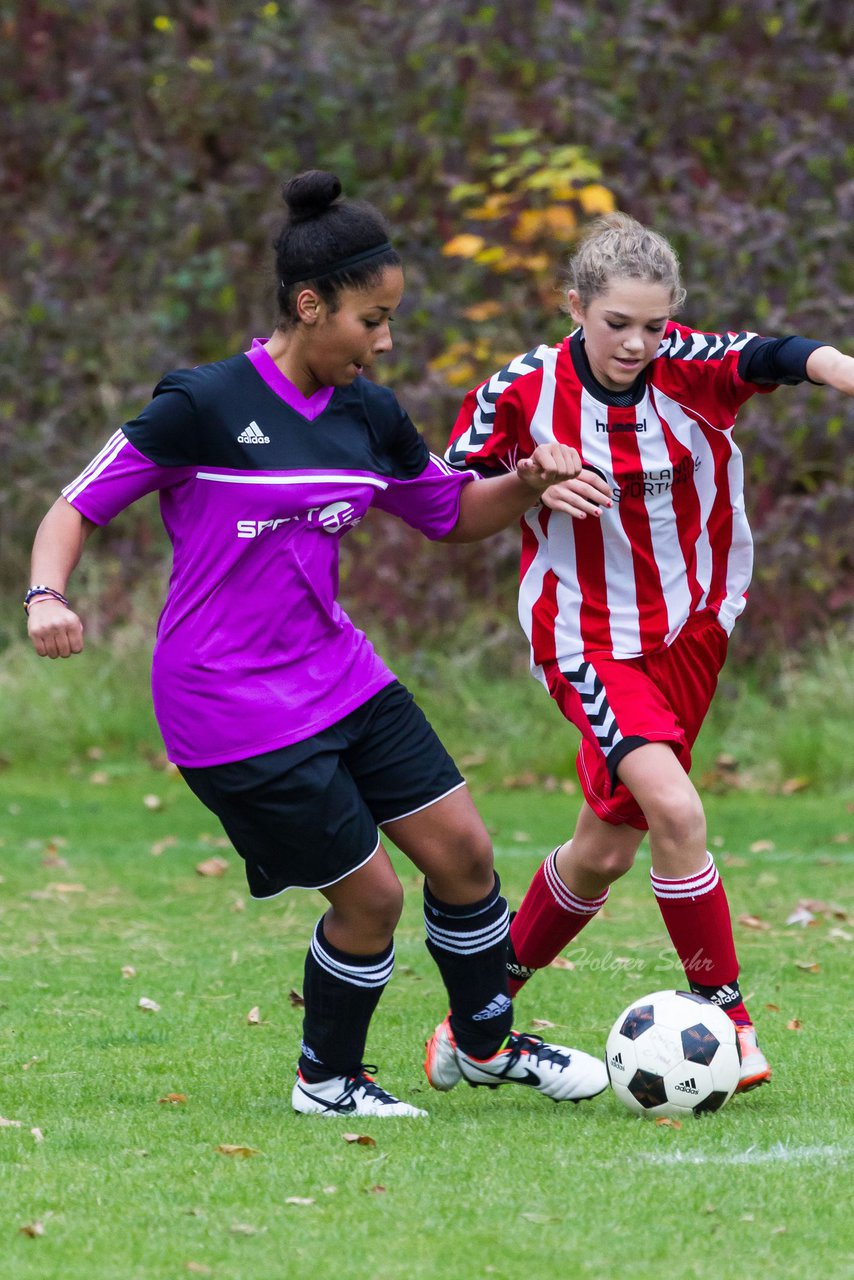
[1, 753, 852, 1279]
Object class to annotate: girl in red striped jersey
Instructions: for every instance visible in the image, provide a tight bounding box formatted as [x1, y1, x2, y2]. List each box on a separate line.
[439, 213, 854, 1093]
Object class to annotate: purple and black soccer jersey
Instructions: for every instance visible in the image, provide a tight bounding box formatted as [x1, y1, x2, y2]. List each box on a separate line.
[62, 341, 474, 766]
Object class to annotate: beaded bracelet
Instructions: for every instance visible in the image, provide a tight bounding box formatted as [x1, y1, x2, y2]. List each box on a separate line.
[23, 585, 70, 614]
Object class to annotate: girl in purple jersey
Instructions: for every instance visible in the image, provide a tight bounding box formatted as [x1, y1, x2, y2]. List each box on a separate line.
[26, 170, 610, 1117]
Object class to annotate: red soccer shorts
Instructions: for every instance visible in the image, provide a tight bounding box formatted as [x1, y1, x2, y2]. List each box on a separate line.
[542, 611, 729, 830]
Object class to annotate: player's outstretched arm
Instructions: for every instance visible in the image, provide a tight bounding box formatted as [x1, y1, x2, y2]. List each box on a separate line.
[805, 345, 854, 396]
[27, 498, 94, 659]
[442, 442, 581, 542]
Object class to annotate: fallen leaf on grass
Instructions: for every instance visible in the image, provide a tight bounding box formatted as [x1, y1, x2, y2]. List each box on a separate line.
[765, 1003, 780, 1013]
[246, 1006, 262, 1025]
[512, 830, 532, 843]
[284, 1196, 315, 1206]
[831, 832, 851, 844]
[230, 1222, 262, 1234]
[780, 777, 810, 795]
[215, 1144, 260, 1158]
[722, 855, 747, 868]
[342, 1133, 376, 1147]
[142, 794, 163, 811]
[828, 927, 853, 942]
[138, 997, 161, 1013]
[121, 965, 137, 979]
[366, 1185, 386, 1195]
[531, 1018, 556, 1030]
[19, 1220, 45, 1238]
[46, 882, 86, 895]
[89, 770, 109, 785]
[288, 989, 305, 1008]
[150, 837, 177, 857]
[185, 1265, 212, 1276]
[749, 840, 776, 854]
[794, 961, 820, 974]
[737, 914, 771, 931]
[549, 956, 576, 970]
[195, 856, 229, 877]
[31, 1128, 44, 1142]
[458, 750, 487, 769]
[655, 1117, 682, 1129]
[786, 1019, 802, 1031]
[158, 1093, 187, 1105]
[0, 1116, 23, 1128]
[785, 905, 816, 927]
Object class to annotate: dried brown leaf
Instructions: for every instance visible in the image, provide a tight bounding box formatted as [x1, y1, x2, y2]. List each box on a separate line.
[195, 856, 229, 877]
[549, 956, 576, 970]
[531, 1018, 556, 1030]
[828, 927, 853, 942]
[288, 989, 305, 1008]
[121, 965, 137, 979]
[158, 1093, 187, 1105]
[794, 961, 820, 973]
[655, 1117, 683, 1129]
[246, 1006, 262, 1025]
[215, 1144, 260, 1158]
[138, 997, 161, 1013]
[366, 1185, 386, 1195]
[780, 777, 810, 795]
[765, 1003, 781, 1013]
[19, 1220, 45, 1238]
[342, 1133, 376, 1147]
[737, 914, 771, 931]
[786, 1019, 803, 1031]
[749, 839, 776, 853]
[150, 836, 177, 857]
[785, 905, 816, 927]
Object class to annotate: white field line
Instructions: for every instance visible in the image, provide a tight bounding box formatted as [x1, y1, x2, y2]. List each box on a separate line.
[634, 1142, 852, 1167]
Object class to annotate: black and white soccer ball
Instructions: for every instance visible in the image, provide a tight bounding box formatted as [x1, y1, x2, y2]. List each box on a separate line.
[605, 989, 741, 1118]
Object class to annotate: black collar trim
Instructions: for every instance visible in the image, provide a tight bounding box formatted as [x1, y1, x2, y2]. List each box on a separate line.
[567, 330, 648, 407]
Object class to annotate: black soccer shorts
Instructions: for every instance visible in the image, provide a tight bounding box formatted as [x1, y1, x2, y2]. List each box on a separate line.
[179, 681, 464, 898]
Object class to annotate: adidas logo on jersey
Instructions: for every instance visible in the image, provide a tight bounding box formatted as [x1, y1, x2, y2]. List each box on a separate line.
[237, 421, 270, 444]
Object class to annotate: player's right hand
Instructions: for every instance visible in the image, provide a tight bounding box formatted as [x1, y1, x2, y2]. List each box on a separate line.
[541, 468, 613, 519]
[28, 601, 85, 659]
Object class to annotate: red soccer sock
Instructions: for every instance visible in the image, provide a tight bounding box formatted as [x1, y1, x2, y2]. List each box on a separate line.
[650, 854, 750, 1024]
[508, 848, 609, 996]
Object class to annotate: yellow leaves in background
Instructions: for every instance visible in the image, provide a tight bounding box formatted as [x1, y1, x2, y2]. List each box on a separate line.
[441, 234, 486, 259]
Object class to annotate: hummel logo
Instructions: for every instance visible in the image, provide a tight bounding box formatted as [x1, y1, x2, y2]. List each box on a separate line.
[237, 421, 270, 444]
[674, 1076, 699, 1094]
[609, 1051, 625, 1070]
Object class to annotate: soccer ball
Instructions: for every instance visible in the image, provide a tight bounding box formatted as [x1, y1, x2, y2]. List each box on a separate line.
[605, 989, 741, 1118]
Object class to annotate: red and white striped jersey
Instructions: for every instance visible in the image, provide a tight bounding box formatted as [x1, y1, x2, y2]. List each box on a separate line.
[446, 323, 777, 675]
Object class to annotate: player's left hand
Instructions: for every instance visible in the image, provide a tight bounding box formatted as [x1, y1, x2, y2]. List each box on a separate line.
[516, 443, 582, 492]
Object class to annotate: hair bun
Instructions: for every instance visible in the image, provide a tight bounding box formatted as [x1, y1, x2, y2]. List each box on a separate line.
[283, 170, 342, 223]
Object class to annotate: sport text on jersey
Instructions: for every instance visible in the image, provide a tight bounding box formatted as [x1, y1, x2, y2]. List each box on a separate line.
[236, 501, 361, 538]
[612, 454, 703, 503]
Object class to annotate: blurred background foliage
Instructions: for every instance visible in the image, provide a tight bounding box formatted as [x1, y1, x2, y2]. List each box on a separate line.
[2, 0, 852, 664]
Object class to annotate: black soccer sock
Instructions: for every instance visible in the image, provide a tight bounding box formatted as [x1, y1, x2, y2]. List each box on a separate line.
[424, 875, 513, 1059]
[298, 918, 394, 1080]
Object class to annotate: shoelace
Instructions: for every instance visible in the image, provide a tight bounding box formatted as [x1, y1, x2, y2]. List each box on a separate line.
[505, 1033, 572, 1073]
[340, 1066, 394, 1104]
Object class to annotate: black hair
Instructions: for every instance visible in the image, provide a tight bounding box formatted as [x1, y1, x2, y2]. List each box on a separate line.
[274, 170, 400, 326]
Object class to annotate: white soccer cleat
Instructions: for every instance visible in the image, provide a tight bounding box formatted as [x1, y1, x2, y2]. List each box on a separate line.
[424, 1015, 464, 1091]
[292, 1068, 428, 1117]
[734, 1024, 772, 1093]
[457, 1031, 609, 1102]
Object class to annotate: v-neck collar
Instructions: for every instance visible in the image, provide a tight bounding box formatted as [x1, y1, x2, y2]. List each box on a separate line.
[245, 339, 336, 421]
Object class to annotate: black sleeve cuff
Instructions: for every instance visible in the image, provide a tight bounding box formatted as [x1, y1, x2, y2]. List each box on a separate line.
[738, 335, 825, 386]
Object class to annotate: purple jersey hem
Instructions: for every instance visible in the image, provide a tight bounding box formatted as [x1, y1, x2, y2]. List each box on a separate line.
[160, 670, 399, 768]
